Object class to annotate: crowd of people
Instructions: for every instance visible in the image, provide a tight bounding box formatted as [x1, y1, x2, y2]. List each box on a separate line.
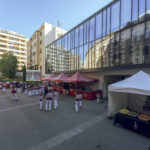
[0, 81, 85, 112]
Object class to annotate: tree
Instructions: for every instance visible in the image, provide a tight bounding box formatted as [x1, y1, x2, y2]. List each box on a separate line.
[0, 52, 18, 79]
[22, 64, 26, 82]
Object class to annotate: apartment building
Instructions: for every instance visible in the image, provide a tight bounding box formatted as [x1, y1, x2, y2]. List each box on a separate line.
[27, 22, 67, 75]
[0, 29, 28, 70]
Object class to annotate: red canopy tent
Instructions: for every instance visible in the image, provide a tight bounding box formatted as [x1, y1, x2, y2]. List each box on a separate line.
[40, 73, 57, 81]
[51, 73, 68, 82]
[64, 72, 95, 83]
[63, 72, 100, 99]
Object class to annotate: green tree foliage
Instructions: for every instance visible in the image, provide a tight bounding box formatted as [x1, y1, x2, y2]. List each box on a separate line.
[0, 52, 18, 79]
[22, 64, 26, 82]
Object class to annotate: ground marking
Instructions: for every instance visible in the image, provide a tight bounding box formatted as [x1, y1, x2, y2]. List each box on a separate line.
[0, 102, 38, 113]
[28, 112, 107, 150]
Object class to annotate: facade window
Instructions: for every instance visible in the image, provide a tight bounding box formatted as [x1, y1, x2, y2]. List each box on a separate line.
[40, 31, 42, 36]
[136, 32, 141, 41]
[79, 25, 83, 46]
[40, 40, 42, 45]
[111, 1, 120, 32]
[103, 10, 106, 37]
[83, 22, 87, 44]
[96, 12, 102, 39]
[139, 0, 145, 17]
[90, 17, 95, 42]
[40, 49, 42, 53]
[132, 0, 138, 21]
[106, 7, 110, 34]
[147, 0, 150, 12]
[146, 30, 150, 39]
[121, 0, 131, 28]
[144, 46, 149, 55]
[75, 28, 78, 48]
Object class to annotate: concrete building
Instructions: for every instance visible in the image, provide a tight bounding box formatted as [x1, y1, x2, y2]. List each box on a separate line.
[46, 0, 150, 98]
[0, 29, 28, 70]
[27, 22, 67, 75]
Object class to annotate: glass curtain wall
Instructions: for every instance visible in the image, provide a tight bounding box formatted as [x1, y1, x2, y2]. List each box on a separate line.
[46, 0, 150, 73]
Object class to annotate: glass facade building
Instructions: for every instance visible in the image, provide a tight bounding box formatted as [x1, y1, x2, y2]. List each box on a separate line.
[46, 0, 150, 73]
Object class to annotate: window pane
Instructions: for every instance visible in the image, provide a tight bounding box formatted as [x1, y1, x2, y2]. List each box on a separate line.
[79, 25, 83, 46]
[84, 44, 89, 69]
[103, 10, 106, 37]
[121, 0, 131, 27]
[147, 0, 150, 11]
[132, 0, 138, 21]
[71, 30, 74, 49]
[106, 7, 110, 34]
[78, 46, 84, 69]
[96, 12, 102, 39]
[87, 21, 90, 43]
[65, 35, 67, 49]
[75, 28, 78, 48]
[111, 1, 120, 32]
[68, 33, 70, 50]
[90, 17, 95, 42]
[139, 0, 145, 17]
[84, 22, 87, 44]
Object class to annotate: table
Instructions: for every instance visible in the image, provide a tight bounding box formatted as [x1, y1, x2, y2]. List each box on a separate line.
[114, 112, 150, 137]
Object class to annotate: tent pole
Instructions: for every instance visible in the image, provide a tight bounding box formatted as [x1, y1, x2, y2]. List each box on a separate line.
[76, 82, 77, 95]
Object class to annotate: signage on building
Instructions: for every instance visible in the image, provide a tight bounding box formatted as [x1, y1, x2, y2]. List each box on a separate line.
[26, 70, 41, 81]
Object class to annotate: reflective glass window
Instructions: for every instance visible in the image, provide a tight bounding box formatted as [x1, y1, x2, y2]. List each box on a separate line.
[84, 44, 89, 69]
[103, 10, 106, 37]
[96, 12, 102, 39]
[106, 7, 110, 34]
[84, 22, 87, 44]
[65, 35, 67, 49]
[147, 0, 150, 11]
[139, 0, 145, 17]
[132, 0, 138, 21]
[111, 1, 120, 32]
[68, 33, 70, 50]
[71, 30, 74, 49]
[79, 25, 83, 46]
[78, 46, 84, 69]
[121, 0, 131, 27]
[90, 17, 95, 42]
[75, 28, 78, 48]
[87, 21, 90, 43]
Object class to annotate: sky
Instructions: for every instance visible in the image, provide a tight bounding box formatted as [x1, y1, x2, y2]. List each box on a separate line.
[0, 0, 113, 38]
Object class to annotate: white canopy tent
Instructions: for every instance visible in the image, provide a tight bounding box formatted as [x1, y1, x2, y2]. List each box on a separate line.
[108, 71, 150, 117]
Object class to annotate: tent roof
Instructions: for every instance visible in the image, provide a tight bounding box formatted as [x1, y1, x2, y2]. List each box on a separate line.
[41, 73, 57, 81]
[51, 73, 68, 82]
[109, 71, 150, 95]
[64, 72, 95, 83]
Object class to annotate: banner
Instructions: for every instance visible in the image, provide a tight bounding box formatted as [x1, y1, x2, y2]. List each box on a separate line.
[26, 70, 41, 81]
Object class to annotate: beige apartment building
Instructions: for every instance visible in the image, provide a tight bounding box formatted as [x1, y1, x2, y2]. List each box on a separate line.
[0, 29, 28, 70]
[27, 22, 67, 76]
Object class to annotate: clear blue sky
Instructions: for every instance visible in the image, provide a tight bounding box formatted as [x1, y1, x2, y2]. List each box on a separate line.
[0, 0, 112, 38]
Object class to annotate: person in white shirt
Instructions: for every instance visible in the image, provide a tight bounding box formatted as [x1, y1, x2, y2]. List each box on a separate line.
[53, 89, 59, 109]
[45, 90, 53, 111]
[75, 91, 80, 112]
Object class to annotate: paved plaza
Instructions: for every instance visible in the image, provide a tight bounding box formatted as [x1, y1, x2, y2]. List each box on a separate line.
[0, 90, 149, 150]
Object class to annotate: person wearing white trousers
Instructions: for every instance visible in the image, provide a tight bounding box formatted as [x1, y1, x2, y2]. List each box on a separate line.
[79, 93, 83, 109]
[11, 88, 18, 101]
[75, 92, 80, 112]
[45, 91, 53, 111]
[53, 89, 59, 109]
[39, 93, 43, 110]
